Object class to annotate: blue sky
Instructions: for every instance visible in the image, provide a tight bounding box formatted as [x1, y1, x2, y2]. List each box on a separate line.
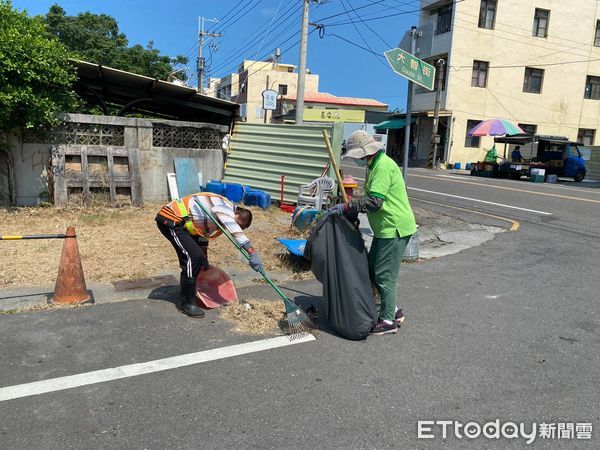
[12, 0, 420, 111]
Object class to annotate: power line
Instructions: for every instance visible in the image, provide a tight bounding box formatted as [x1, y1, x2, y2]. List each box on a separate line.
[322, 0, 464, 27]
[216, 0, 266, 34]
[452, 57, 600, 70]
[338, 0, 389, 69]
[231, 28, 318, 104]
[208, 3, 302, 76]
[207, 0, 246, 32]
[342, 0, 394, 48]
[454, 8, 599, 51]
[210, 0, 261, 33]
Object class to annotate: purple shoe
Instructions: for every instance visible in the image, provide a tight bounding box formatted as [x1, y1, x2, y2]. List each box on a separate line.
[370, 319, 398, 336]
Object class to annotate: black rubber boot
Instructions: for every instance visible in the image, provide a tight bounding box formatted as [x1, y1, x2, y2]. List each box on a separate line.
[178, 281, 205, 318]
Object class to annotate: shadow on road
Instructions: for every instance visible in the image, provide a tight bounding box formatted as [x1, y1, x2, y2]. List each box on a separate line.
[147, 285, 179, 305]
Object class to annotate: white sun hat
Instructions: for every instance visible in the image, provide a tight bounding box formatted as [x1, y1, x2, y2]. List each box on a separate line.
[343, 130, 383, 159]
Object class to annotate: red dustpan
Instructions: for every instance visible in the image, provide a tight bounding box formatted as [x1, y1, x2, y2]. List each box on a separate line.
[195, 266, 238, 309]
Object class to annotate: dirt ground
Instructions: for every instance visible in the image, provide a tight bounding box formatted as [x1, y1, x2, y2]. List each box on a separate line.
[1, 204, 444, 289]
[0, 204, 310, 288]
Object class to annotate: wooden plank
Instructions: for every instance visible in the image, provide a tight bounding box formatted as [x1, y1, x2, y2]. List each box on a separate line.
[51, 145, 67, 207]
[174, 158, 200, 197]
[107, 147, 117, 207]
[129, 148, 143, 206]
[66, 173, 83, 185]
[81, 146, 90, 206]
[167, 173, 179, 200]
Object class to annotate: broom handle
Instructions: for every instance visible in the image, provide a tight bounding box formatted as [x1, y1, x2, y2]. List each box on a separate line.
[322, 129, 348, 205]
[195, 201, 291, 304]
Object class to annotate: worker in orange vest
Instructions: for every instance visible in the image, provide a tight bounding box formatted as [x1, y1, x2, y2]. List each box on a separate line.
[156, 193, 263, 318]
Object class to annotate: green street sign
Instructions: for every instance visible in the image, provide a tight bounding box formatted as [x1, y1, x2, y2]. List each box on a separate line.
[384, 48, 435, 91]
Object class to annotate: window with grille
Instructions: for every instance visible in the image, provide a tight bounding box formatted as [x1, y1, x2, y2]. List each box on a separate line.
[523, 68, 544, 93]
[22, 123, 125, 146]
[152, 124, 222, 149]
[577, 128, 595, 145]
[478, 0, 497, 29]
[533, 8, 550, 38]
[471, 60, 489, 87]
[595, 20, 600, 46]
[465, 120, 481, 148]
[584, 75, 600, 99]
[435, 4, 452, 36]
[278, 84, 288, 95]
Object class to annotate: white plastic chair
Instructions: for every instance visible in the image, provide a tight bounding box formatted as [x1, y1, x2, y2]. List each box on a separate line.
[297, 176, 336, 210]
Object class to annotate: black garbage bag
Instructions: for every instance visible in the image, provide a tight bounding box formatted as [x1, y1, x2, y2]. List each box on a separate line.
[304, 214, 377, 340]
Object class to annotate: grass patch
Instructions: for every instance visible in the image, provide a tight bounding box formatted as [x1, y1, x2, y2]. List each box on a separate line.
[0, 302, 91, 315]
[0, 204, 314, 288]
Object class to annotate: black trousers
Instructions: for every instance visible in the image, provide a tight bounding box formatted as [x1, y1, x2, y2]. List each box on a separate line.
[156, 220, 206, 285]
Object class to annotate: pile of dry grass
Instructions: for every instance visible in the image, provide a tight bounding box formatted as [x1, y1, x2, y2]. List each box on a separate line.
[0, 204, 312, 288]
[219, 299, 285, 335]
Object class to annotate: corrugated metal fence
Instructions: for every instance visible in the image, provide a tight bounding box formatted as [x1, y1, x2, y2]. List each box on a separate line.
[586, 146, 600, 180]
[223, 122, 343, 204]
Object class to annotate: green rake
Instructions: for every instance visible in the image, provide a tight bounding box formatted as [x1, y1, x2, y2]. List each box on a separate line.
[195, 200, 316, 339]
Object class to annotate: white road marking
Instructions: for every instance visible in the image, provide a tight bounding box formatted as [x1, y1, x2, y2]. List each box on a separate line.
[410, 168, 600, 195]
[0, 334, 316, 402]
[408, 187, 553, 215]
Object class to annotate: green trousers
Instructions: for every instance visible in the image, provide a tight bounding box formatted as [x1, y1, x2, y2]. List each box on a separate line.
[368, 234, 412, 321]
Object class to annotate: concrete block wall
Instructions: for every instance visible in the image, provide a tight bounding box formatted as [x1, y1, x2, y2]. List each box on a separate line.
[6, 114, 229, 206]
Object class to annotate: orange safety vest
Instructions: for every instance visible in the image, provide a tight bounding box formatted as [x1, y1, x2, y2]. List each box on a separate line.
[158, 193, 228, 239]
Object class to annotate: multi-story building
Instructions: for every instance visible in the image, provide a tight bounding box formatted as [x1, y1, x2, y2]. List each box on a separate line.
[411, 0, 600, 165]
[205, 60, 319, 123]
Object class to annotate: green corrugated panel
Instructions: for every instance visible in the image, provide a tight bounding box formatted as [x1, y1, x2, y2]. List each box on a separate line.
[223, 122, 343, 204]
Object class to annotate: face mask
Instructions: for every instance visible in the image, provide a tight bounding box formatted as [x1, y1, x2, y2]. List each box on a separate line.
[354, 158, 367, 167]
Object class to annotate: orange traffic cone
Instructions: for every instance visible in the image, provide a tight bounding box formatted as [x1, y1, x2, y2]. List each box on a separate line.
[52, 226, 92, 304]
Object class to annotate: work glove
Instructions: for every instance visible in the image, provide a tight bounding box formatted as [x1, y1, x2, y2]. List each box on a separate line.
[322, 203, 348, 220]
[248, 252, 264, 273]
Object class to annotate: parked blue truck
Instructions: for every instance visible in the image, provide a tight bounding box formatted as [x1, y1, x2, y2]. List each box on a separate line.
[494, 135, 587, 182]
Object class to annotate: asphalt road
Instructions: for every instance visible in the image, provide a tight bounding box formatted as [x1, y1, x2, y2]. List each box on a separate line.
[1, 166, 599, 448]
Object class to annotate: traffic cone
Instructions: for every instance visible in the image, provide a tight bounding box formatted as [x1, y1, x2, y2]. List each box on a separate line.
[52, 226, 92, 304]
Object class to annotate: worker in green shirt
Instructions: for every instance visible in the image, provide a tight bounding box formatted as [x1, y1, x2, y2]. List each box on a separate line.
[327, 130, 417, 336]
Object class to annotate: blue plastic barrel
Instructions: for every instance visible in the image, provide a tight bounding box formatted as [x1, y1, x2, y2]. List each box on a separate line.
[465, 162, 472, 170]
[206, 180, 224, 196]
[454, 162, 461, 170]
[244, 191, 259, 207]
[224, 183, 243, 203]
[257, 192, 271, 210]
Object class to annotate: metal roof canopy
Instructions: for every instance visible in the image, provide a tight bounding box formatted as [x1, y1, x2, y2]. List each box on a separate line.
[73, 60, 239, 125]
[374, 117, 416, 130]
[494, 134, 581, 146]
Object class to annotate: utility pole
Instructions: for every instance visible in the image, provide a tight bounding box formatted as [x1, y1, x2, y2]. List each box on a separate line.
[401, 26, 418, 181]
[264, 75, 270, 124]
[197, 17, 221, 94]
[428, 58, 446, 169]
[295, 0, 310, 125]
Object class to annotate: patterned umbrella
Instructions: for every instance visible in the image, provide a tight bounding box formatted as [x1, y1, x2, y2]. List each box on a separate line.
[467, 119, 524, 137]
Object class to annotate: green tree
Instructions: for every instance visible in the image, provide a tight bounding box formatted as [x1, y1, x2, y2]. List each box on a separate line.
[43, 5, 188, 81]
[0, 0, 77, 132]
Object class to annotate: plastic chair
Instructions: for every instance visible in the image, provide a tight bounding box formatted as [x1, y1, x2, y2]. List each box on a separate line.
[297, 176, 336, 210]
